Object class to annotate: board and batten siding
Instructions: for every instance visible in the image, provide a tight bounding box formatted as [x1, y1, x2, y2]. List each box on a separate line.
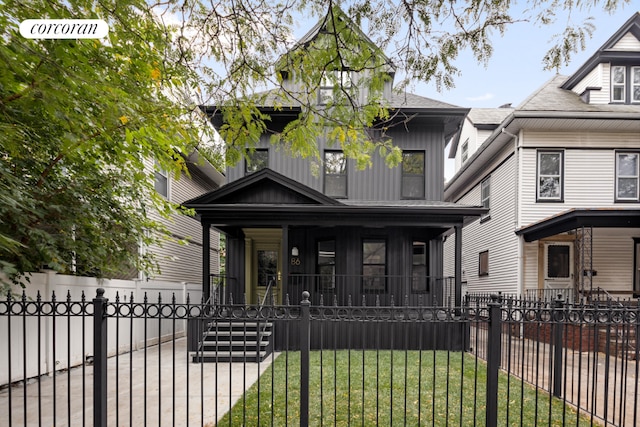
[149, 165, 220, 285]
[519, 131, 640, 226]
[445, 155, 520, 295]
[227, 123, 447, 201]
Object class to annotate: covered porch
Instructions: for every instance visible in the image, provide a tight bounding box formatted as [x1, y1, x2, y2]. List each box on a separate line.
[516, 208, 640, 301]
[184, 169, 485, 308]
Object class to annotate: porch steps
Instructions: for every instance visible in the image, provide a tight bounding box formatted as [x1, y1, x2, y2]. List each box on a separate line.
[191, 321, 273, 363]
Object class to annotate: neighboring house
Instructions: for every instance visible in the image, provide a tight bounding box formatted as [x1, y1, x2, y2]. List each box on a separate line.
[116, 149, 225, 287]
[447, 106, 514, 172]
[444, 13, 640, 301]
[185, 7, 485, 310]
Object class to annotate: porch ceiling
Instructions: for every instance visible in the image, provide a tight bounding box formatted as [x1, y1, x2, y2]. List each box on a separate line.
[515, 208, 640, 242]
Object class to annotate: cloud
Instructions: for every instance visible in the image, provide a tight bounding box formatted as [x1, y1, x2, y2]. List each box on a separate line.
[466, 93, 495, 102]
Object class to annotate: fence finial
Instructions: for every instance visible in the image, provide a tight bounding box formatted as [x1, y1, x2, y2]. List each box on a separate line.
[302, 290, 310, 304]
[96, 288, 105, 298]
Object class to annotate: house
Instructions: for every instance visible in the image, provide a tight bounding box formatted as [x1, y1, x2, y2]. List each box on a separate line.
[447, 106, 514, 172]
[444, 12, 640, 301]
[142, 149, 225, 286]
[184, 7, 485, 312]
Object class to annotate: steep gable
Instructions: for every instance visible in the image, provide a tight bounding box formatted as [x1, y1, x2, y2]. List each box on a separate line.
[184, 168, 342, 207]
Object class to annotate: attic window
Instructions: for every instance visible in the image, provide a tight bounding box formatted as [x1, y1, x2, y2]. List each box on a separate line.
[461, 139, 469, 163]
[245, 148, 268, 174]
[319, 70, 352, 105]
[611, 65, 640, 104]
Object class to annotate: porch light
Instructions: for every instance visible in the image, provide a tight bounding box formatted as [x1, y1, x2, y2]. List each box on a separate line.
[291, 246, 299, 257]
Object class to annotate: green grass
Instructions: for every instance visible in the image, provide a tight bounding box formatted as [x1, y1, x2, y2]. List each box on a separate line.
[218, 350, 594, 426]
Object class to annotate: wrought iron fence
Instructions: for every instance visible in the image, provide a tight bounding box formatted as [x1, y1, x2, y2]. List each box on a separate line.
[1, 288, 639, 426]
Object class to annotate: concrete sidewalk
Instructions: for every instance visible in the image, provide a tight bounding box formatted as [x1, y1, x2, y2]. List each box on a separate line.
[0, 337, 277, 426]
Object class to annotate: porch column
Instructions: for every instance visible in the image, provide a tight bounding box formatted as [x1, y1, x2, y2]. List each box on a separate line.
[454, 224, 462, 307]
[282, 224, 289, 301]
[202, 222, 211, 302]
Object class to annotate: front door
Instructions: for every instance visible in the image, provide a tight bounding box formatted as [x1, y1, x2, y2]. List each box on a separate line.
[543, 242, 574, 298]
[244, 228, 282, 305]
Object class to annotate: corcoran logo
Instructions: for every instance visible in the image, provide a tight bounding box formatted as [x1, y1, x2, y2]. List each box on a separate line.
[19, 19, 109, 39]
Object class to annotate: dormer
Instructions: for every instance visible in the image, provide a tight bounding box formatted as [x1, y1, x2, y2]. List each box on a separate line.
[561, 12, 640, 105]
[275, 6, 396, 106]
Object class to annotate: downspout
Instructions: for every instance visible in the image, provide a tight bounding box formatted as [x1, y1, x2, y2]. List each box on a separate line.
[501, 128, 523, 297]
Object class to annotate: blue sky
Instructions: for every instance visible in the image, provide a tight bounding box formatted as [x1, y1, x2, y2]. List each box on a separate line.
[289, 4, 638, 108]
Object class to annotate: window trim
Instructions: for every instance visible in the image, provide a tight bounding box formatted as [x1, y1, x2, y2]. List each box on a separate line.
[362, 239, 387, 292]
[633, 67, 640, 103]
[154, 161, 169, 199]
[615, 151, 640, 202]
[611, 65, 626, 103]
[323, 150, 348, 198]
[536, 150, 564, 203]
[401, 150, 426, 199]
[461, 139, 469, 163]
[478, 250, 489, 277]
[480, 176, 491, 222]
[245, 148, 269, 174]
[318, 70, 352, 105]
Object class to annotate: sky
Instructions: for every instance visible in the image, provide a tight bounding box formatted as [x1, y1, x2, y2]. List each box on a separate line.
[286, 4, 639, 109]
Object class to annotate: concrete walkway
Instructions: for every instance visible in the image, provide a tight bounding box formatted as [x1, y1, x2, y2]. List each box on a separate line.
[0, 337, 277, 426]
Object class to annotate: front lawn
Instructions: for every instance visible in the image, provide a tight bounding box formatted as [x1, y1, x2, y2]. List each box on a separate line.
[217, 350, 593, 426]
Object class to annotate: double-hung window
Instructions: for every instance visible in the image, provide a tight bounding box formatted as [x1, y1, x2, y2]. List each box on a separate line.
[317, 240, 336, 292]
[611, 65, 640, 103]
[154, 160, 169, 199]
[319, 70, 352, 105]
[537, 151, 563, 202]
[401, 151, 425, 199]
[480, 177, 490, 220]
[245, 148, 268, 174]
[362, 239, 386, 292]
[324, 151, 347, 198]
[616, 152, 639, 201]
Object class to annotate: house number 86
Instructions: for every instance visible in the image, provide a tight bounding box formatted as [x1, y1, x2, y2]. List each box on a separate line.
[291, 257, 301, 266]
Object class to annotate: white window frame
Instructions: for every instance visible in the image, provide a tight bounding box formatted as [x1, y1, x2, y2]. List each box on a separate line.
[633, 66, 640, 103]
[480, 177, 490, 220]
[536, 151, 563, 202]
[611, 65, 626, 103]
[154, 161, 169, 199]
[616, 152, 639, 201]
[461, 139, 469, 163]
[319, 70, 352, 105]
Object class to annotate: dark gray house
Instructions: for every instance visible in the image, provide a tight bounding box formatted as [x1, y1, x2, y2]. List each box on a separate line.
[185, 8, 484, 311]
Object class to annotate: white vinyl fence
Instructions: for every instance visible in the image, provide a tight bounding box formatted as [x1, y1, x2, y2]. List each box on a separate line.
[0, 271, 204, 386]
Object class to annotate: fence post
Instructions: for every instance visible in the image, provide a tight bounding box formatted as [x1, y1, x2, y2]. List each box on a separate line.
[552, 294, 564, 398]
[93, 288, 108, 427]
[300, 291, 311, 427]
[486, 294, 502, 427]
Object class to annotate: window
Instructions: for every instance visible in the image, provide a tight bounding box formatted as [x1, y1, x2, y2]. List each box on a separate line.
[537, 151, 563, 201]
[362, 240, 386, 292]
[401, 151, 425, 199]
[610, 65, 640, 103]
[616, 152, 639, 201]
[324, 151, 347, 198]
[461, 139, 469, 163]
[154, 161, 168, 198]
[612, 65, 626, 102]
[546, 245, 570, 279]
[411, 241, 428, 293]
[245, 149, 268, 174]
[317, 240, 336, 292]
[319, 70, 352, 105]
[480, 177, 490, 220]
[478, 251, 489, 276]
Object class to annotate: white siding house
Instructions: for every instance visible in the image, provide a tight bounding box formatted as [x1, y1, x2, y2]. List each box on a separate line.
[445, 13, 640, 301]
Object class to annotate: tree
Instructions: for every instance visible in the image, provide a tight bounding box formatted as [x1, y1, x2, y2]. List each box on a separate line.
[0, 0, 627, 290]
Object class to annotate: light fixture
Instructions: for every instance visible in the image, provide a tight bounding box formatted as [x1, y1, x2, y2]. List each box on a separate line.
[291, 246, 299, 257]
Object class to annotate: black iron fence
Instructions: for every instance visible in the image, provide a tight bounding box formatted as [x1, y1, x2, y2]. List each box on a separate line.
[1, 289, 639, 426]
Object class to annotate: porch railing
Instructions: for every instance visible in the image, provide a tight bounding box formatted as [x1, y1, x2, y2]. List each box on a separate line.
[286, 274, 455, 307]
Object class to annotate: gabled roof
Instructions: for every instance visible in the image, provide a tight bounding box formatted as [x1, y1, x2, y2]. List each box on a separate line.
[448, 107, 514, 159]
[277, 5, 396, 75]
[184, 168, 342, 207]
[562, 12, 640, 90]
